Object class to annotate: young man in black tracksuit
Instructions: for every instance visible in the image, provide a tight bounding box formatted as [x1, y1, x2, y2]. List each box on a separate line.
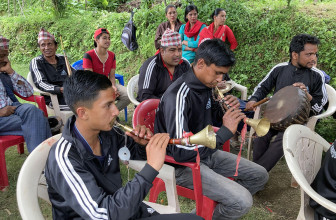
[245, 34, 328, 172]
[137, 29, 191, 103]
[155, 39, 269, 219]
[45, 70, 201, 220]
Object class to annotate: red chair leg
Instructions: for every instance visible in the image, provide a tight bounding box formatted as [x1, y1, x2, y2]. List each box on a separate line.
[149, 178, 166, 203]
[17, 143, 24, 154]
[0, 147, 9, 191]
[201, 197, 217, 220]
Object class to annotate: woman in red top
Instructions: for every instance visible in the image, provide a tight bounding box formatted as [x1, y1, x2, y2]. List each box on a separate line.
[198, 8, 238, 50]
[83, 28, 130, 111]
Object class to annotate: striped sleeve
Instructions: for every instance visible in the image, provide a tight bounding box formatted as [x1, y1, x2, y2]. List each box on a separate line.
[137, 57, 160, 102]
[249, 62, 288, 101]
[30, 57, 61, 94]
[310, 67, 328, 114]
[163, 83, 202, 162]
[47, 137, 153, 219]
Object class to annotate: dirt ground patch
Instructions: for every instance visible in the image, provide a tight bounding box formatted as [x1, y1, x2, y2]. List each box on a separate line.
[253, 157, 300, 219]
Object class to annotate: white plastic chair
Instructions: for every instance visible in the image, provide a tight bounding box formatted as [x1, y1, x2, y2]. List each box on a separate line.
[283, 124, 336, 220]
[228, 80, 248, 101]
[27, 72, 73, 125]
[17, 134, 179, 220]
[127, 74, 140, 106]
[17, 134, 61, 220]
[247, 84, 336, 160]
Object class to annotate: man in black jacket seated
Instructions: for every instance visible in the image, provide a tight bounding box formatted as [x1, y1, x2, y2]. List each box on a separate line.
[310, 139, 336, 220]
[45, 70, 201, 220]
[245, 34, 328, 172]
[155, 39, 269, 220]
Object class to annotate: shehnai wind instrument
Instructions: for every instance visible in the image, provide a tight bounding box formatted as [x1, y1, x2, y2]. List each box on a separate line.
[114, 121, 217, 149]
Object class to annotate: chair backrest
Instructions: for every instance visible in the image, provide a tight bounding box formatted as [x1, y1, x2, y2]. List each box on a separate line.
[72, 60, 83, 70]
[17, 134, 61, 220]
[132, 99, 160, 133]
[306, 84, 336, 130]
[283, 124, 336, 220]
[127, 74, 140, 106]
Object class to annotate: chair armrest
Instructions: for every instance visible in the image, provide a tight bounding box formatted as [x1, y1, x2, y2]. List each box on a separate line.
[14, 93, 48, 117]
[128, 160, 180, 213]
[165, 155, 198, 169]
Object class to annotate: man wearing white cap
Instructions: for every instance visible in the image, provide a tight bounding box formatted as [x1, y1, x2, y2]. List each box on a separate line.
[137, 28, 191, 103]
[30, 28, 74, 111]
[0, 35, 51, 152]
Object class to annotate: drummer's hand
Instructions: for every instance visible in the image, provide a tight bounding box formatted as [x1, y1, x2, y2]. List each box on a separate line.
[293, 82, 313, 101]
[146, 133, 169, 171]
[224, 95, 240, 109]
[126, 125, 153, 146]
[222, 108, 246, 134]
[245, 101, 256, 111]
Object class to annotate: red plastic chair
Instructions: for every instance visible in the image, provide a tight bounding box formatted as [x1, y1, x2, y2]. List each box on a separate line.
[132, 99, 230, 220]
[0, 93, 47, 191]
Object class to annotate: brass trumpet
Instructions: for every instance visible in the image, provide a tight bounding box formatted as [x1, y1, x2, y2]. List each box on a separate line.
[114, 121, 217, 149]
[214, 86, 270, 137]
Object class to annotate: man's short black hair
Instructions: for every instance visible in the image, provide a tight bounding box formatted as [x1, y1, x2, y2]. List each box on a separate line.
[289, 34, 320, 61]
[64, 70, 112, 115]
[194, 39, 235, 67]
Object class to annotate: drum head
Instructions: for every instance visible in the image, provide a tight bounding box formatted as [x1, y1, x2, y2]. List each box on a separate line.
[264, 85, 309, 127]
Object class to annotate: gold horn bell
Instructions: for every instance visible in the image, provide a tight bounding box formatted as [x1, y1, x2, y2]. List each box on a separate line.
[244, 118, 270, 137]
[188, 125, 217, 149]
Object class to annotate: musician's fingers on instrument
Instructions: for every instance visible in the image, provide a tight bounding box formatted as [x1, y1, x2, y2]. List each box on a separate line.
[151, 133, 169, 148]
[159, 133, 170, 149]
[138, 125, 148, 138]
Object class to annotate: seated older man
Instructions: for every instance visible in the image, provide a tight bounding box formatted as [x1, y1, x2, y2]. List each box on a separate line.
[0, 35, 51, 152]
[137, 29, 191, 103]
[30, 28, 75, 111]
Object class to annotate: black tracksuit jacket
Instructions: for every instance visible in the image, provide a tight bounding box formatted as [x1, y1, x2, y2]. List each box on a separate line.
[45, 116, 159, 219]
[154, 69, 234, 163]
[249, 62, 328, 115]
[137, 53, 191, 102]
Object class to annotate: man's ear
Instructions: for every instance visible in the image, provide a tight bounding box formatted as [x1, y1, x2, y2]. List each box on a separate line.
[195, 58, 205, 70]
[292, 51, 298, 61]
[76, 107, 88, 120]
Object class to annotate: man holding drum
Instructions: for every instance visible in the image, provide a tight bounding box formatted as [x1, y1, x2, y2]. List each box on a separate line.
[246, 34, 328, 172]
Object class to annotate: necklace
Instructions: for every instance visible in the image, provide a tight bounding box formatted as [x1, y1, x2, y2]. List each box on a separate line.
[94, 48, 109, 73]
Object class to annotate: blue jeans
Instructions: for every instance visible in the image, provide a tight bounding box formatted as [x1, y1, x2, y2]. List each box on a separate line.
[175, 150, 269, 220]
[0, 103, 52, 152]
